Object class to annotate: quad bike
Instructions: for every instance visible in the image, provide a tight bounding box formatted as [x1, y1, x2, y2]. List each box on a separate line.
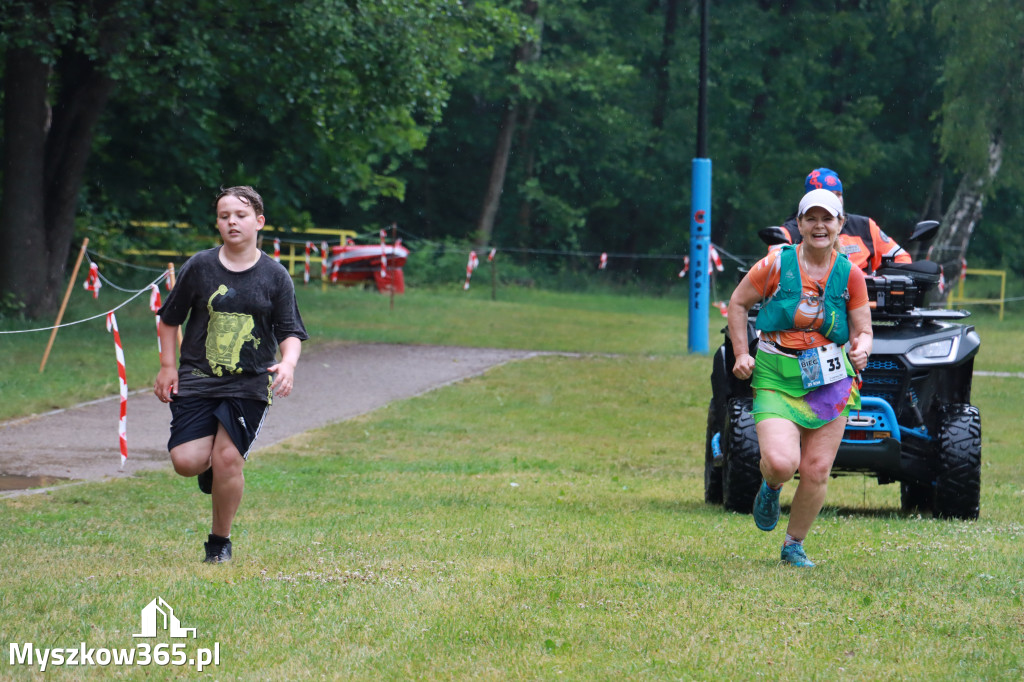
[704, 221, 982, 520]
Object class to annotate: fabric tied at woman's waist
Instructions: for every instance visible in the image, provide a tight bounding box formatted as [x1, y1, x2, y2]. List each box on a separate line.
[757, 338, 817, 357]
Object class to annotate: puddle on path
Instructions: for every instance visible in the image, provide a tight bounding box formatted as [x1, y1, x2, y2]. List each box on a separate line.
[0, 474, 70, 491]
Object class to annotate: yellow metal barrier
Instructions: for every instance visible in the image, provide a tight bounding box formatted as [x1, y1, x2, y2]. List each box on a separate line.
[122, 221, 358, 279]
[260, 226, 358, 278]
[947, 268, 1006, 320]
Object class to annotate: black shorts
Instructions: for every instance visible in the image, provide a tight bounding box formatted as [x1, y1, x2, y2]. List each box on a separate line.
[167, 396, 269, 461]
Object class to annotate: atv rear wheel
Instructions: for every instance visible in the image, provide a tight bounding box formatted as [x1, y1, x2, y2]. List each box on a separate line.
[705, 399, 724, 504]
[933, 404, 981, 520]
[722, 398, 762, 513]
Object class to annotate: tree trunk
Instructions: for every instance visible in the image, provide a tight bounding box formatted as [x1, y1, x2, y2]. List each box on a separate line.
[621, 0, 681, 274]
[474, 0, 541, 248]
[928, 135, 1003, 301]
[651, 0, 680, 132]
[476, 102, 520, 247]
[516, 100, 540, 237]
[0, 48, 52, 315]
[0, 47, 114, 318]
[44, 50, 116, 303]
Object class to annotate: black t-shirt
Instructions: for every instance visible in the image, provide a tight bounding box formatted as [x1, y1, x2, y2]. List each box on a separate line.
[158, 248, 308, 403]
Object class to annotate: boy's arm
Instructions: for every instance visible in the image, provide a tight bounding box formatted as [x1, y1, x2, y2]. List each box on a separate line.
[154, 319, 180, 402]
[268, 336, 302, 398]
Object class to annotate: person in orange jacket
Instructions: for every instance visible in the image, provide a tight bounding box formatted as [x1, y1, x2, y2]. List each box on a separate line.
[775, 168, 911, 273]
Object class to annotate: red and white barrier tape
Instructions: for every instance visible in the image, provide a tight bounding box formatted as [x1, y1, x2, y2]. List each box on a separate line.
[84, 263, 102, 298]
[106, 312, 128, 466]
[464, 250, 479, 290]
[710, 245, 724, 272]
[678, 249, 723, 277]
[488, 248, 496, 262]
[379, 230, 388, 279]
[149, 284, 162, 353]
[599, 252, 608, 270]
[321, 241, 328, 281]
[304, 241, 318, 284]
[273, 237, 281, 262]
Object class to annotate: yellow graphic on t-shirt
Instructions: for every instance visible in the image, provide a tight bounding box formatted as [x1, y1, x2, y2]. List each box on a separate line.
[205, 285, 260, 376]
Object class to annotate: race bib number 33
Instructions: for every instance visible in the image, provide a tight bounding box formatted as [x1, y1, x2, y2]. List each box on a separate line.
[798, 343, 845, 389]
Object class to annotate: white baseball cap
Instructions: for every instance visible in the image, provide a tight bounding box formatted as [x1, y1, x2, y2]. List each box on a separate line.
[798, 188, 843, 217]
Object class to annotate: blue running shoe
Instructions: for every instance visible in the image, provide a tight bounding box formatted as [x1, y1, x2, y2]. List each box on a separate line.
[752, 480, 780, 531]
[781, 543, 815, 568]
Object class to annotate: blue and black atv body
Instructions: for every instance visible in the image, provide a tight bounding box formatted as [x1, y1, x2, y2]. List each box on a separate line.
[704, 221, 982, 520]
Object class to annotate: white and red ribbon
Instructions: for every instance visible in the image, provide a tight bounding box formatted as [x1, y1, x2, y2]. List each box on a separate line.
[273, 238, 281, 263]
[149, 284, 162, 313]
[320, 241, 328, 281]
[84, 263, 102, 299]
[379, 230, 388, 279]
[713, 300, 729, 317]
[960, 257, 968, 283]
[149, 284, 163, 353]
[106, 312, 127, 467]
[678, 249, 724, 277]
[304, 241, 318, 284]
[710, 245, 724, 272]
[488, 248, 496, 262]
[464, 250, 479, 290]
[599, 252, 608, 270]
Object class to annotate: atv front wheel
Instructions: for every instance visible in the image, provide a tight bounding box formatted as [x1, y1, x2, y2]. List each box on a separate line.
[722, 398, 762, 513]
[933, 404, 981, 520]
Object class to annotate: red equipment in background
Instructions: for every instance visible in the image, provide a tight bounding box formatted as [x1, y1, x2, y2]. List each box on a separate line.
[326, 239, 409, 293]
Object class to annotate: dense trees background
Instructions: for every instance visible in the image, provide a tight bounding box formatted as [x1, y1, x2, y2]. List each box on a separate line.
[2, 0, 1022, 317]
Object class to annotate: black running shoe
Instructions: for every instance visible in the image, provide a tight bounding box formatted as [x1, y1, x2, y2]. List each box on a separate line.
[197, 467, 213, 495]
[203, 537, 232, 563]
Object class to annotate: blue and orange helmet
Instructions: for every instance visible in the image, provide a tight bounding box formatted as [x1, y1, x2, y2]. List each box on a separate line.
[805, 168, 843, 193]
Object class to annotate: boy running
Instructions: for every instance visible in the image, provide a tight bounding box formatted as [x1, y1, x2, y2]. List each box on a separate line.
[154, 186, 307, 563]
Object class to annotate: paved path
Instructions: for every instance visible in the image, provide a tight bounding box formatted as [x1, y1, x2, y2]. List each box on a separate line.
[0, 344, 534, 495]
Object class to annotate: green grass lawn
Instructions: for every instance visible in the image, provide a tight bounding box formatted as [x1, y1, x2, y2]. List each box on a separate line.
[2, 285, 1023, 679]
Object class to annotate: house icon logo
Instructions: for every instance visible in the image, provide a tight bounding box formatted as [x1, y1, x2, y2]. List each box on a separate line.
[133, 597, 197, 639]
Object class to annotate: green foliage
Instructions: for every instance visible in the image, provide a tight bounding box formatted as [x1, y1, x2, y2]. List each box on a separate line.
[380, 0, 967, 267]
[968, 190, 1024, 276]
[0, 291, 26, 320]
[402, 238, 481, 288]
[4, 0, 1024, 285]
[932, 0, 1024, 187]
[59, 0, 522, 233]
[400, 235, 692, 296]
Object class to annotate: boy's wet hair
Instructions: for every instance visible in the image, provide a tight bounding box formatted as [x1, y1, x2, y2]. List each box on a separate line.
[215, 186, 264, 217]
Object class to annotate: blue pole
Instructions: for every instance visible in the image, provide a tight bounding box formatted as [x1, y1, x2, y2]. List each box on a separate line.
[688, 158, 711, 353]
